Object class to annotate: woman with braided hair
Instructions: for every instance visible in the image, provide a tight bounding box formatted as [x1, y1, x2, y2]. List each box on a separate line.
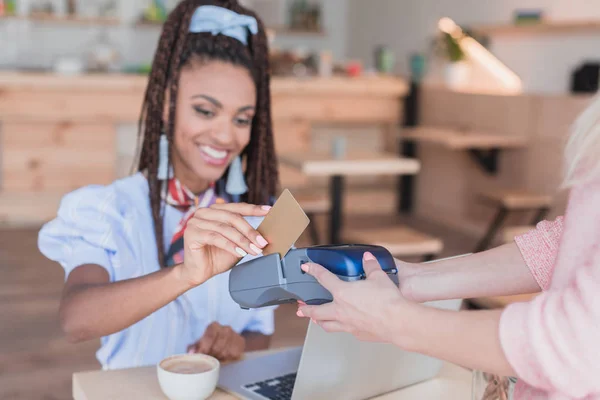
[38, 0, 280, 369]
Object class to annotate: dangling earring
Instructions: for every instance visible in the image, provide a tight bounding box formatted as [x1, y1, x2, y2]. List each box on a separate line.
[225, 156, 248, 200]
[157, 133, 173, 180]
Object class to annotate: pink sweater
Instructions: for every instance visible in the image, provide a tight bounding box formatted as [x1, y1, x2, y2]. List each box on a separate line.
[500, 178, 600, 399]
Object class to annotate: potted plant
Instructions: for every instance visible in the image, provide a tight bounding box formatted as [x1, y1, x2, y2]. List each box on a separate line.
[434, 31, 470, 88]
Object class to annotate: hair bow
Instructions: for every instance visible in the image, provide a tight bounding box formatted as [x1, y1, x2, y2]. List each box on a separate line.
[189, 5, 258, 45]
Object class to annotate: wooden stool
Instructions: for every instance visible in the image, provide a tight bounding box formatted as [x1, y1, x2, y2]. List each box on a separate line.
[502, 225, 534, 244]
[344, 226, 443, 261]
[296, 193, 330, 245]
[474, 190, 552, 252]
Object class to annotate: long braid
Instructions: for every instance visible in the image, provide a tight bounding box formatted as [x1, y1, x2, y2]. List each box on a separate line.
[137, 3, 187, 266]
[232, 0, 279, 203]
[136, 0, 278, 267]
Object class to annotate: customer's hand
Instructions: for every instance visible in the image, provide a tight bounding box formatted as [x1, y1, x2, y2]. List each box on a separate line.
[297, 252, 415, 345]
[187, 322, 246, 362]
[180, 202, 270, 286]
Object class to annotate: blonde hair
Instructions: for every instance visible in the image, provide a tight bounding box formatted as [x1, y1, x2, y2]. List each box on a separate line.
[563, 94, 600, 188]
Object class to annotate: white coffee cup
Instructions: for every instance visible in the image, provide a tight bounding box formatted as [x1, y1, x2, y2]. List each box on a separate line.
[157, 354, 220, 400]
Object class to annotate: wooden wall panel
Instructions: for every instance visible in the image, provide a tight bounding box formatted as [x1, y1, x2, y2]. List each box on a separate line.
[272, 96, 401, 123]
[0, 193, 62, 225]
[533, 95, 594, 143]
[0, 74, 409, 225]
[2, 123, 116, 192]
[0, 90, 143, 123]
[272, 119, 311, 153]
[273, 119, 311, 189]
[415, 86, 594, 238]
[421, 87, 536, 136]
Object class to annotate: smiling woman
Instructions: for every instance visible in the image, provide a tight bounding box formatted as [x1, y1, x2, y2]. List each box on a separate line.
[36, 0, 279, 370]
[172, 61, 257, 188]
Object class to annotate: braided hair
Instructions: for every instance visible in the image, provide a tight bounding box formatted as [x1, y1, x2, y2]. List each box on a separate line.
[136, 0, 278, 266]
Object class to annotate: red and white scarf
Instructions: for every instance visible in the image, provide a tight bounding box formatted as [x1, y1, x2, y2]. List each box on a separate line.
[163, 178, 222, 266]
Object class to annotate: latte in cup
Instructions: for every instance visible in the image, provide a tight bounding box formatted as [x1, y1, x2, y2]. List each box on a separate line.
[157, 354, 220, 400]
[161, 358, 215, 374]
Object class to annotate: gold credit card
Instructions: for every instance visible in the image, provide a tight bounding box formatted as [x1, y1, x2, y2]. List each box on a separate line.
[257, 189, 310, 259]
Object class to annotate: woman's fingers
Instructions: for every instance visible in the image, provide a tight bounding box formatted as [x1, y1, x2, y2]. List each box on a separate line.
[186, 225, 242, 259]
[192, 324, 245, 362]
[190, 220, 260, 257]
[318, 321, 346, 333]
[301, 263, 344, 293]
[187, 344, 198, 354]
[196, 323, 219, 355]
[232, 335, 245, 359]
[220, 335, 242, 362]
[362, 252, 385, 278]
[297, 302, 337, 321]
[210, 202, 271, 217]
[193, 208, 269, 250]
[210, 328, 232, 357]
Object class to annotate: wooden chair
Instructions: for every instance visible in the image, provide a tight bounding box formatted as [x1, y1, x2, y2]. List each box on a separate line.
[474, 189, 552, 252]
[344, 226, 443, 261]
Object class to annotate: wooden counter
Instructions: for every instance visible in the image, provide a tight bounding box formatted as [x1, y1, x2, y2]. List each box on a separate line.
[0, 72, 408, 225]
[0, 73, 407, 122]
[0, 72, 407, 94]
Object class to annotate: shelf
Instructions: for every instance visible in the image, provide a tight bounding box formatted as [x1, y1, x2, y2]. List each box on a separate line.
[135, 20, 165, 27]
[270, 26, 325, 36]
[0, 14, 324, 35]
[399, 126, 528, 176]
[0, 13, 120, 26]
[473, 20, 600, 36]
[135, 22, 324, 36]
[400, 127, 528, 150]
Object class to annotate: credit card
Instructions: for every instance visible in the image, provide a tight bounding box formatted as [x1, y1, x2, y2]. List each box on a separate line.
[257, 189, 310, 259]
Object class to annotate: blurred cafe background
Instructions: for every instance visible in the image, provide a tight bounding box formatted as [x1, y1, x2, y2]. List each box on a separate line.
[0, 0, 599, 398]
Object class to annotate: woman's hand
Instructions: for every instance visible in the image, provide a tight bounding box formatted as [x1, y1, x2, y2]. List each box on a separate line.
[180, 202, 270, 287]
[298, 253, 519, 377]
[297, 252, 416, 345]
[187, 322, 246, 362]
[394, 258, 423, 302]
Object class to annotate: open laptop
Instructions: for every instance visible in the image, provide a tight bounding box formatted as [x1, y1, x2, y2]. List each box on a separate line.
[218, 297, 463, 400]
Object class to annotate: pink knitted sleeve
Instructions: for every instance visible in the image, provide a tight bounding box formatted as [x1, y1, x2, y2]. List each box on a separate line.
[500, 182, 600, 397]
[513, 217, 564, 291]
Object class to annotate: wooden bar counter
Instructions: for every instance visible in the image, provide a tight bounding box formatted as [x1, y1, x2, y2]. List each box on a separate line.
[0, 72, 408, 225]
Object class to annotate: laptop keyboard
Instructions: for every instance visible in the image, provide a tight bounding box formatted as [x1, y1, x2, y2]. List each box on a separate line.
[243, 372, 297, 400]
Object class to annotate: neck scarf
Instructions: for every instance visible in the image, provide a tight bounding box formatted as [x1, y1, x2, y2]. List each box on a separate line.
[163, 178, 222, 266]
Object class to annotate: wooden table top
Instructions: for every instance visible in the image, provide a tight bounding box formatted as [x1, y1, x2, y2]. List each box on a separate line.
[400, 126, 528, 150]
[279, 151, 420, 177]
[73, 360, 472, 400]
[479, 189, 553, 209]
